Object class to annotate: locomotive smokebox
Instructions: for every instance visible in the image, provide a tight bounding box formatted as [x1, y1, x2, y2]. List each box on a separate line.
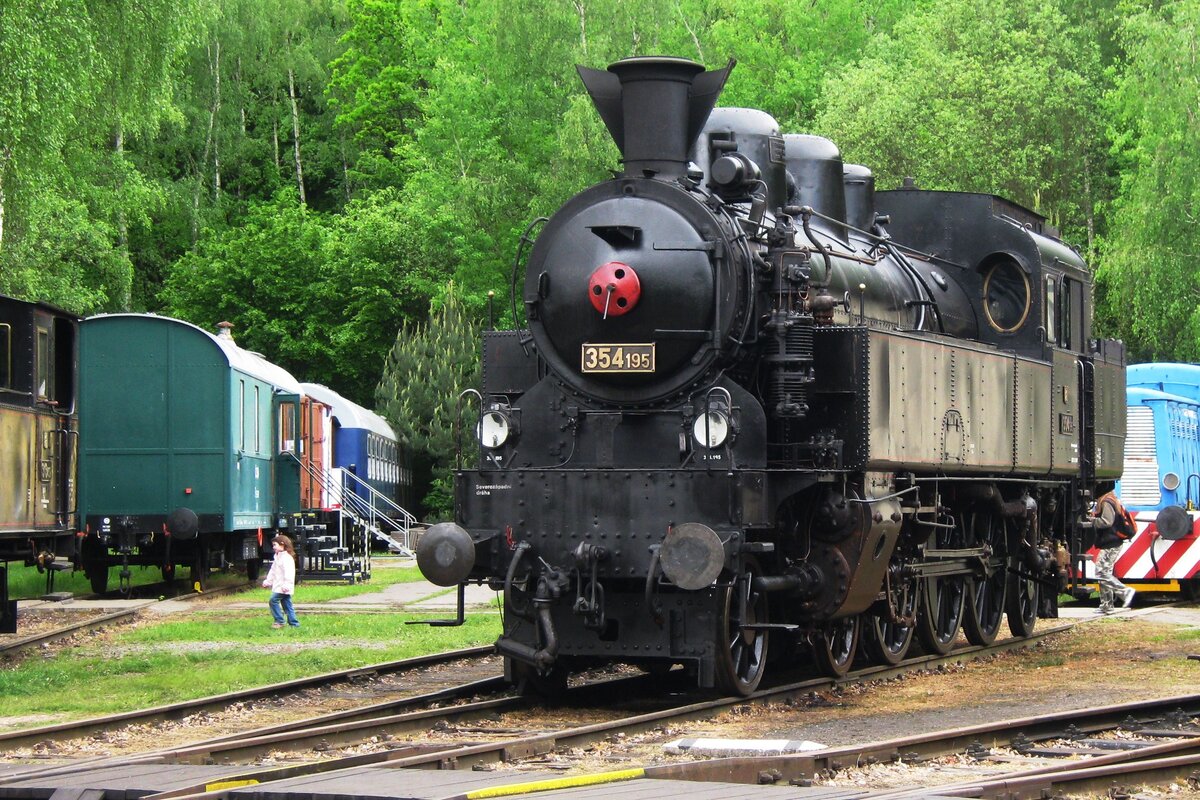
[577, 56, 733, 179]
[416, 522, 476, 586]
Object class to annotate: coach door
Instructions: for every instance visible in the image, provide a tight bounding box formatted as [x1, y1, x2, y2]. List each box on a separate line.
[275, 393, 301, 516]
[33, 315, 77, 529]
[298, 397, 330, 510]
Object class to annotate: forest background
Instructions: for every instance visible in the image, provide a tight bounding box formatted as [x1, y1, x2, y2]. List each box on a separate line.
[1, 0, 1197, 515]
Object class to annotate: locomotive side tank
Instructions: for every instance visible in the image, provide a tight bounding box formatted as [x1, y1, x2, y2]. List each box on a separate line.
[418, 57, 1126, 696]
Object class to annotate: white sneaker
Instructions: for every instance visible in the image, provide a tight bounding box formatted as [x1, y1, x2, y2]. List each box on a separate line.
[1096, 606, 1114, 615]
[1121, 588, 1136, 608]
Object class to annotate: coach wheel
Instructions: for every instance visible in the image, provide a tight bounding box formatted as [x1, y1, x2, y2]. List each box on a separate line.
[80, 536, 108, 595]
[714, 557, 769, 696]
[85, 563, 109, 595]
[190, 539, 211, 592]
[161, 563, 177, 584]
[916, 571, 965, 655]
[962, 512, 1008, 646]
[812, 615, 861, 678]
[1183, 578, 1200, 602]
[863, 573, 917, 666]
[1005, 555, 1038, 637]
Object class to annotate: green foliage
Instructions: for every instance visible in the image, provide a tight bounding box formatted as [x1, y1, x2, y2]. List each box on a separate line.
[1096, 0, 1200, 359]
[4, 0, 1200, 395]
[814, 0, 1107, 248]
[161, 188, 432, 402]
[375, 285, 481, 520]
[0, 0, 214, 312]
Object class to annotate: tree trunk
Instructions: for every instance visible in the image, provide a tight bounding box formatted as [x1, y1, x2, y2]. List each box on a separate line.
[1083, 154, 1095, 258]
[288, 66, 306, 206]
[192, 40, 220, 246]
[273, 112, 281, 175]
[573, 1, 586, 54]
[340, 132, 351, 202]
[212, 40, 222, 201]
[115, 125, 130, 309]
[0, 147, 10, 255]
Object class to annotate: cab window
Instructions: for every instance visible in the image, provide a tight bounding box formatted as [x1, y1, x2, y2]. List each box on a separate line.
[0, 324, 10, 389]
[1044, 276, 1057, 345]
[1060, 276, 1086, 352]
[983, 258, 1030, 333]
[36, 328, 51, 400]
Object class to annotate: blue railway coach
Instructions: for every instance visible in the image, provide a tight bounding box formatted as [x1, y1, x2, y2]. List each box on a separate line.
[299, 383, 408, 512]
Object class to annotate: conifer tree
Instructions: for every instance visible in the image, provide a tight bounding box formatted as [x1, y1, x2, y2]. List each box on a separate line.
[375, 284, 480, 520]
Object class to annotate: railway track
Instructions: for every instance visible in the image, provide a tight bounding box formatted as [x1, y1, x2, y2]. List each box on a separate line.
[0, 645, 495, 751]
[649, 692, 1200, 798]
[0, 580, 254, 659]
[0, 623, 1077, 800]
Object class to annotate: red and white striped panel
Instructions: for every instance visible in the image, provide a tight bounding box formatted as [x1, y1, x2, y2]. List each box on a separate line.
[1083, 512, 1200, 582]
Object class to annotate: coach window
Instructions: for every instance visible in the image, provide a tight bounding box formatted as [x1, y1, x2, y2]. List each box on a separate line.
[1044, 276, 1057, 345]
[0, 324, 10, 389]
[239, 380, 246, 451]
[278, 401, 296, 453]
[254, 385, 261, 453]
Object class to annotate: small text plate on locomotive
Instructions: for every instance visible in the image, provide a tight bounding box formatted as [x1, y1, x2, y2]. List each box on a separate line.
[581, 343, 656, 373]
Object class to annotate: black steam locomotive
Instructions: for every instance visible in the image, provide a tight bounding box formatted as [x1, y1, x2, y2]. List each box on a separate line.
[416, 57, 1126, 695]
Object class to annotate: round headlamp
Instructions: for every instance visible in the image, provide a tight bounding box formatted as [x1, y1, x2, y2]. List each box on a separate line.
[1163, 472, 1181, 491]
[478, 411, 511, 449]
[692, 410, 730, 448]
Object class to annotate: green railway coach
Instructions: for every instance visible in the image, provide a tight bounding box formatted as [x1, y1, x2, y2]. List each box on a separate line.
[77, 314, 308, 593]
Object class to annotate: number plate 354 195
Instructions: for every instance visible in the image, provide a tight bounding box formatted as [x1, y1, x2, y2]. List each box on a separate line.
[581, 343, 655, 373]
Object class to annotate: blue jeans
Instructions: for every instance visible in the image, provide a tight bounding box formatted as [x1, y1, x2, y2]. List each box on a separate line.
[269, 592, 299, 626]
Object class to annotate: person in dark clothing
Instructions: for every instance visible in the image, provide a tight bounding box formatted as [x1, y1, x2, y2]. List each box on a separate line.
[1092, 492, 1136, 614]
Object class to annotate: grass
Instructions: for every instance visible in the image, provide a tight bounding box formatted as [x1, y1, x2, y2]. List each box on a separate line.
[0, 557, 495, 728]
[0, 608, 501, 725]
[4, 558, 426, 602]
[5, 561, 166, 599]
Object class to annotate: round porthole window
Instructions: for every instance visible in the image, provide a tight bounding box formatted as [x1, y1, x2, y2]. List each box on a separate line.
[982, 258, 1030, 333]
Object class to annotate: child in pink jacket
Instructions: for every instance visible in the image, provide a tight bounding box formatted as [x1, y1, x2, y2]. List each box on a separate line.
[262, 534, 299, 628]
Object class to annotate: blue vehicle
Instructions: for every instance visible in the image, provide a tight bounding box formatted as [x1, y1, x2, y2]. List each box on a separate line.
[1113, 363, 1200, 595]
[300, 383, 415, 553]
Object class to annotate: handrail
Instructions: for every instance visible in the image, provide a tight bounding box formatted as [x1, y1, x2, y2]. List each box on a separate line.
[284, 452, 417, 557]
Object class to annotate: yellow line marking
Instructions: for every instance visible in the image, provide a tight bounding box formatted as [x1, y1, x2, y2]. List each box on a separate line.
[205, 779, 260, 791]
[463, 768, 646, 799]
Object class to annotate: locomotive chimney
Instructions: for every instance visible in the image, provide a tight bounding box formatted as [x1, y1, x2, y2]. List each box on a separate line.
[577, 56, 734, 179]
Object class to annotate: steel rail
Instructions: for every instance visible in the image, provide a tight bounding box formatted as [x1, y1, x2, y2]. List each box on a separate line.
[130, 626, 1073, 800]
[871, 737, 1200, 799]
[3, 579, 256, 658]
[0, 606, 148, 657]
[0, 676, 512, 785]
[643, 691, 1200, 787]
[0, 646, 494, 750]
